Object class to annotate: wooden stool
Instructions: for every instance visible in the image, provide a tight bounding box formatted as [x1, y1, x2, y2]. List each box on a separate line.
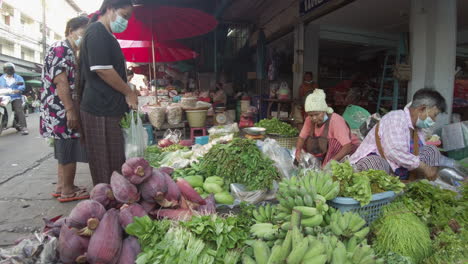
[190, 127, 207, 142]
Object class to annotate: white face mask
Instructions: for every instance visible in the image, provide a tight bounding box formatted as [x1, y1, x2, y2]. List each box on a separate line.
[74, 36, 82, 47]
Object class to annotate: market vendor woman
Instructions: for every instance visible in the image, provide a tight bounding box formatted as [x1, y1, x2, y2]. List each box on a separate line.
[295, 89, 360, 167]
[350, 88, 461, 181]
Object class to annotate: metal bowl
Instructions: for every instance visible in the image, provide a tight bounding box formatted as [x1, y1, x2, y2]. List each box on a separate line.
[243, 127, 266, 136]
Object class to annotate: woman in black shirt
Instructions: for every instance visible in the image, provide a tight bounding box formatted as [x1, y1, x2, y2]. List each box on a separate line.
[79, 0, 136, 185]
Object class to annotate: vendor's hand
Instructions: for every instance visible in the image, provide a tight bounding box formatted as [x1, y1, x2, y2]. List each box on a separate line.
[420, 162, 438, 181]
[295, 150, 301, 163]
[125, 91, 138, 110]
[66, 109, 79, 130]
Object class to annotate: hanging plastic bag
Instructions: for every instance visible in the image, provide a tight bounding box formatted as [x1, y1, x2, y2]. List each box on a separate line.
[123, 110, 147, 159]
[258, 138, 296, 179]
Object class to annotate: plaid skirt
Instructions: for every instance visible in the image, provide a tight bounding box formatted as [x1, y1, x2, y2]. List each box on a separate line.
[80, 110, 125, 185]
[354, 145, 442, 179]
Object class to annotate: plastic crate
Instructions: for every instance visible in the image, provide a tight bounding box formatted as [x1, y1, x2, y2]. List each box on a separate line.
[328, 191, 396, 225]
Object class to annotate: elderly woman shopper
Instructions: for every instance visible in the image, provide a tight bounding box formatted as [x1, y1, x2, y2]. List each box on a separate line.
[295, 89, 360, 167]
[40, 16, 90, 202]
[79, 0, 136, 185]
[350, 88, 462, 181]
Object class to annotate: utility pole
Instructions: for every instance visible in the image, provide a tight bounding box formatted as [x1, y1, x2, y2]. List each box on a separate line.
[41, 0, 47, 56]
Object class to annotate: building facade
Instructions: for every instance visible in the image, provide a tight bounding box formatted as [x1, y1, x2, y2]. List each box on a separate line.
[0, 0, 82, 75]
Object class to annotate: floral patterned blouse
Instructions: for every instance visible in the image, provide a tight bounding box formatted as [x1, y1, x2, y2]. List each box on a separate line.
[40, 40, 79, 139]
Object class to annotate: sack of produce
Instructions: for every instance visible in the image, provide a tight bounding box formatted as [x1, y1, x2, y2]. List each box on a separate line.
[121, 157, 152, 185]
[90, 183, 115, 209]
[67, 200, 106, 236]
[119, 203, 148, 228]
[111, 171, 140, 204]
[148, 106, 166, 130]
[117, 236, 140, 264]
[87, 209, 123, 264]
[58, 223, 89, 264]
[140, 170, 168, 202]
[166, 105, 183, 125]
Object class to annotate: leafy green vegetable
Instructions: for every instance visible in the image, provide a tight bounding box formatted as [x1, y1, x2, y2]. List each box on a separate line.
[125, 216, 171, 252]
[161, 144, 189, 152]
[179, 214, 250, 263]
[423, 227, 468, 264]
[120, 111, 145, 129]
[331, 161, 405, 206]
[198, 138, 280, 191]
[372, 203, 432, 264]
[255, 118, 298, 137]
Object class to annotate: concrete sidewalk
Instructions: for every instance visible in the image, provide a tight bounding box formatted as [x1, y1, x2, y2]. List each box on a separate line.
[0, 157, 92, 246]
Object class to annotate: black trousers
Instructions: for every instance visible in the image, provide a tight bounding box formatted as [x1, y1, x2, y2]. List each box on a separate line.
[12, 99, 27, 129]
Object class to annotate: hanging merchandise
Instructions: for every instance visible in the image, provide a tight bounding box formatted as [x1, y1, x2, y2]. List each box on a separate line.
[277, 82, 290, 100]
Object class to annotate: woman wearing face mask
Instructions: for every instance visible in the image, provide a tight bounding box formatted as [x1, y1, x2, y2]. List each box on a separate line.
[350, 88, 455, 181]
[79, 0, 135, 185]
[295, 89, 360, 168]
[40, 16, 90, 202]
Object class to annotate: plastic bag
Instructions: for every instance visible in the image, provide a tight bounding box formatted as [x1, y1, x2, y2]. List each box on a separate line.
[166, 105, 182, 125]
[123, 110, 147, 159]
[0, 234, 59, 264]
[163, 129, 182, 144]
[148, 106, 166, 129]
[258, 138, 296, 179]
[292, 148, 322, 170]
[230, 183, 270, 204]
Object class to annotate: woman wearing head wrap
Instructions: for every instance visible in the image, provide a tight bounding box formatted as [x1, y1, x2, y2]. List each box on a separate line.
[295, 89, 360, 167]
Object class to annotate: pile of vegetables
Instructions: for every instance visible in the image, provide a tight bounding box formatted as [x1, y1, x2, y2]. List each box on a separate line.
[255, 118, 299, 137]
[198, 138, 280, 191]
[242, 171, 382, 263]
[126, 213, 251, 264]
[330, 161, 405, 205]
[144, 145, 194, 168]
[53, 156, 222, 263]
[391, 180, 468, 263]
[371, 202, 432, 263]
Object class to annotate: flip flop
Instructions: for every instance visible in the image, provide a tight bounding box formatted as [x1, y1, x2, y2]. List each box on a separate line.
[57, 189, 90, 203]
[51, 186, 86, 198]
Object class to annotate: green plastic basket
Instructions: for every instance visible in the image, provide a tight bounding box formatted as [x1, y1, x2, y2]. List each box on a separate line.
[342, 105, 371, 129]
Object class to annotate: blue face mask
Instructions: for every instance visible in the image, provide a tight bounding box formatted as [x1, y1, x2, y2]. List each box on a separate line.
[416, 109, 435, 128]
[323, 114, 329, 123]
[74, 36, 82, 47]
[110, 14, 128, 33]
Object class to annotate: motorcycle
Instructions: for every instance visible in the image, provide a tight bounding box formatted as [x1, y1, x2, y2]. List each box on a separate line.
[0, 82, 24, 135]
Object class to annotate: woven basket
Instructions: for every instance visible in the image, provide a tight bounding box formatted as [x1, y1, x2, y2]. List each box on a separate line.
[266, 134, 297, 149]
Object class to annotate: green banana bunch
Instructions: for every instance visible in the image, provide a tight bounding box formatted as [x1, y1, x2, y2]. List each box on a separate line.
[329, 211, 368, 240]
[299, 170, 341, 200]
[252, 203, 277, 223]
[250, 223, 280, 241]
[347, 242, 384, 264]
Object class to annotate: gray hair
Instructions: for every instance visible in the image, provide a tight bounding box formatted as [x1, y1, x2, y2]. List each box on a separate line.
[410, 88, 447, 113]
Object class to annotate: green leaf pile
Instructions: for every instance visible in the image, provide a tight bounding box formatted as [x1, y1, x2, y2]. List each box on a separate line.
[198, 138, 280, 190]
[255, 118, 298, 137]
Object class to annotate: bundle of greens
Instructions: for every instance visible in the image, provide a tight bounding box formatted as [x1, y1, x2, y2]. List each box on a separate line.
[120, 112, 145, 129]
[395, 180, 466, 230]
[330, 161, 405, 206]
[198, 138, 280, 190]
[423, 227, 468, 264]
[255, 118, 299, 137]
[144, 145, 165, 168]
[372, 202, 432, 264]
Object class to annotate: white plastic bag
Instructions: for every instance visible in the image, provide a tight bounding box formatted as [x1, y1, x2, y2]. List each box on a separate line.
[123, 110, 147, 159]
[258, 138, 296, 179]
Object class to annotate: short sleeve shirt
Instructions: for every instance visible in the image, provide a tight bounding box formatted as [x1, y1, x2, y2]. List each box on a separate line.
[299, 113, 360, 147]
[40, 40, 78, 139]
[79, 22, 128, 116]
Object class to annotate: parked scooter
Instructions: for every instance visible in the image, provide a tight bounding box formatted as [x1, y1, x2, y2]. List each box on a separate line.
[0, 82, 24, 135]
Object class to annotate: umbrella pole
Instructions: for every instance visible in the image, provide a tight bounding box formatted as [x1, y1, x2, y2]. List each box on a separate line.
[151, 32, 157, 103]
[148, 64, 152, 90]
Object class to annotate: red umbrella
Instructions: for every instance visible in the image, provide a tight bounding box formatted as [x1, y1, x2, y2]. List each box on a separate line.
[118, 40, 198, 63]
[114, 5, 218, 41]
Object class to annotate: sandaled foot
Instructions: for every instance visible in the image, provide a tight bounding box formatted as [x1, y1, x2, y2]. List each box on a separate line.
[52, 186, 86, 198]
[57, 189, 90, 203]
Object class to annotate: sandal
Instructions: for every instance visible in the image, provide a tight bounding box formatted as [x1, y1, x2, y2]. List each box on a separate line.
[51, 186, 86, 198]
[57, 189, 90, 203]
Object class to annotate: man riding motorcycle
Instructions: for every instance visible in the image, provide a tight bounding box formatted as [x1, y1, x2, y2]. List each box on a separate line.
[0, 62, 28, 135]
